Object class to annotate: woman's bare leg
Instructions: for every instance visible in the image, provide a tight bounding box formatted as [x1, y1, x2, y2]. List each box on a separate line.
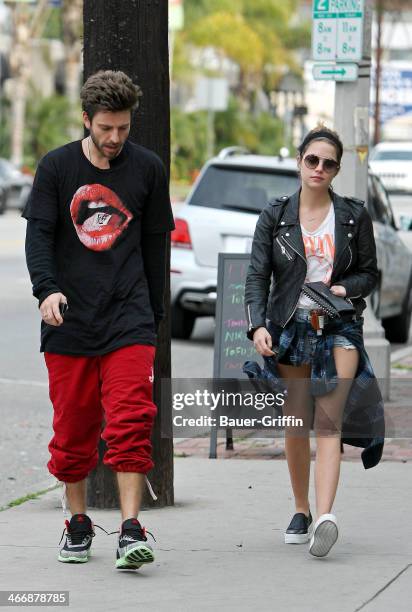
[278, 362, 312, 515]
[314, 347, 359, 517]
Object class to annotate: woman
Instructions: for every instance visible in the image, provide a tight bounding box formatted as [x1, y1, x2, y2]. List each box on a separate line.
[244, 126, 381, 558]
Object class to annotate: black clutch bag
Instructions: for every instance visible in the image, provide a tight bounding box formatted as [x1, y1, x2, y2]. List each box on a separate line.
[301, 282, 356, 318]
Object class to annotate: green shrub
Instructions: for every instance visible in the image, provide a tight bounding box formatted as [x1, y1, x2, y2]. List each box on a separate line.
[171, 96, 286, 182]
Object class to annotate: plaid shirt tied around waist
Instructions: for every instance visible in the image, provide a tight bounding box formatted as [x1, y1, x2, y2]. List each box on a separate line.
[243, 317, 385, 469]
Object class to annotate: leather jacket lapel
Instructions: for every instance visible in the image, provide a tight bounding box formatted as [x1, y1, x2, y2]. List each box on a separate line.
[332, 192, 356, 277]
[277, 189, 359, 273]
[277, 189, 306, 260]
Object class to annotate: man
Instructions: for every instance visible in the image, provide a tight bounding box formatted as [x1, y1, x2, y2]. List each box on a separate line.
[23, 70, 175, 569]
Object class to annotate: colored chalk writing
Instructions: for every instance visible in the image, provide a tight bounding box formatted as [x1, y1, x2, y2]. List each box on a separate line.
[214, 254, 257, 378]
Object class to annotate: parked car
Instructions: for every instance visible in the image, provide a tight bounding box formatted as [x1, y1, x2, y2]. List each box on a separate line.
[369, 141, 412, 194]
[0, 181, 7, 215]
[0, 158, 32, 213]
[389, 193, 412, 254]
[171, 148, 412, 343]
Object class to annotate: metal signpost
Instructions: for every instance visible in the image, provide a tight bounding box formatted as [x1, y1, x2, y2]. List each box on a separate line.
[311, 0, 390, 396]
[195, 77, 229, 158]
[311, 0, 370, 188]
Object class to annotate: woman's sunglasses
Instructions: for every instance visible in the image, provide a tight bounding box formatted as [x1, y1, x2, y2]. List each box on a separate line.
[303, 154, 340, 174]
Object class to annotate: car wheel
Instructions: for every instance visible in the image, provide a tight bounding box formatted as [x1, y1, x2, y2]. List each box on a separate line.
[369, 283, 380, 317]
[0, 191, 6, 215]
[171, 304, 196, 339]
[382, 275, 412, 344]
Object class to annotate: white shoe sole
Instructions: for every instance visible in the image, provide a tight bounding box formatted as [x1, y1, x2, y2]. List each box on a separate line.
[285, 525, 312, 544]
[309, 514, 338, 557]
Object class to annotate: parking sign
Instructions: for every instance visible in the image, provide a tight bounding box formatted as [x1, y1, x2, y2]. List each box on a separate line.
[312, 0, 364, 62]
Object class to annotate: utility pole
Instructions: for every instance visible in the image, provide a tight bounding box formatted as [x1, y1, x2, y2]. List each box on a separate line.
[373, 0, 384, 145]
[83, 0, 174, 508]
[332, 0, 390, 399]
[333, 1, 372, 203]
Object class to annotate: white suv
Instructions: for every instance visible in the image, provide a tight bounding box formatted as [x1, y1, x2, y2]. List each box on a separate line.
[171, 148, 412, 343]
[369, 142, 412, 193]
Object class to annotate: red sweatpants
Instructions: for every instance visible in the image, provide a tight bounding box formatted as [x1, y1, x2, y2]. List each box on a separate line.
[44, 344, 157, 483]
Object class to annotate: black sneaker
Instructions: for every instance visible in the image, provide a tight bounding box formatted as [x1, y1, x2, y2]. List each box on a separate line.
[284, 511, 313, 544]
[116, 518, 155, 570]
[58, 514, 95, 563]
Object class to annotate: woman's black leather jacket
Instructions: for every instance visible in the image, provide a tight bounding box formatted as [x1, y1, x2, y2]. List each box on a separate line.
[244, 189, 379, 339]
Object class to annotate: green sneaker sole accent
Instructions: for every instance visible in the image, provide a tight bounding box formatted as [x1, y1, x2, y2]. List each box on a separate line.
[116, 545, 154, 570]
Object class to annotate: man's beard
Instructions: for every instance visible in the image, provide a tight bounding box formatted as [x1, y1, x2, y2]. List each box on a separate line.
[89, 130, 123, 159]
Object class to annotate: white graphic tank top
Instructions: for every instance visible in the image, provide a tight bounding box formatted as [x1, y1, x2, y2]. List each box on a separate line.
[297, 203, 335, 309]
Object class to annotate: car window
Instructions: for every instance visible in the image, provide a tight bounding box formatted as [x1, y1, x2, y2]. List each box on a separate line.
[188, 164, 300, 213]
[373, 175, 396, 226]
[371, 150, 412, 161]
[368, 175, 394, 225]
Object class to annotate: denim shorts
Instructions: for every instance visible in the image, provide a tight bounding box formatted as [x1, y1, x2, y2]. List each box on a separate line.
[268, 308, 357, 367]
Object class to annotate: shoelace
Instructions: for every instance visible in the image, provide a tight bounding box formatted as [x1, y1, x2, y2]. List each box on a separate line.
[109, 525, 156, 543]
[59, 521, 112, 546]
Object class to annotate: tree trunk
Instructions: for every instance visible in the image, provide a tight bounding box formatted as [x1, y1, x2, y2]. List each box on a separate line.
[62, 0, 83, 141]
[10, 76, 27, 168]
[83, 0, 174, 509]
[8, 0, 51, 167]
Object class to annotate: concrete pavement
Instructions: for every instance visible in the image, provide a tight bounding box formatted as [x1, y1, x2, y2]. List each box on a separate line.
[0, 458, 411, 612]
[1, 210, 411, 610]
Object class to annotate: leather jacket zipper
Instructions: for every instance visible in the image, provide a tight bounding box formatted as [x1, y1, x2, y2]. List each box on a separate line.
[276, 236, 293, 261]
[344, 245, 352, 273]
[332, 242, 361, 300]
[247, 304, 253, 330]
[281, 235, 308, 327]
[341, 243, 361, 298]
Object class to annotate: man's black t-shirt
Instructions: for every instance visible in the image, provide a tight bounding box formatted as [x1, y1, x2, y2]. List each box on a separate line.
[23, 139, 175, 356]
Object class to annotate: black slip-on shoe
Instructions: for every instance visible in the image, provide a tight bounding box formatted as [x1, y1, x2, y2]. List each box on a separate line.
[285, 511, 313, 544]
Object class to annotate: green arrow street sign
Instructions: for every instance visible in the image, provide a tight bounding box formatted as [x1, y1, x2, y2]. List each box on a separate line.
[312, 62, 358, 81]
[323, 68, 346, 75]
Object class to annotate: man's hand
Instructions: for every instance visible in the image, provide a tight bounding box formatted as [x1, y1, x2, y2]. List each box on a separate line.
[330, 285, 347, 297]
[40, 293, 67, 326]
[253, 327, 275, 357]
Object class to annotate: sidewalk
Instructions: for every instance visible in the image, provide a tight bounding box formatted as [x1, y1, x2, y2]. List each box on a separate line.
[0, 458, 411, 612]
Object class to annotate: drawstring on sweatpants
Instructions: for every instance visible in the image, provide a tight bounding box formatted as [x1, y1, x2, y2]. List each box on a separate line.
[60, 481, 68, 516]
[145, 476, 157, 501]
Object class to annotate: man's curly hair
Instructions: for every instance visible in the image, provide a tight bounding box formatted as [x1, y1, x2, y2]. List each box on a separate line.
[80, 70, 142, 120]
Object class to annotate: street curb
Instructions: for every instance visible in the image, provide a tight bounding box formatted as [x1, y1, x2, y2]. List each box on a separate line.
[390, 344, 412, 363]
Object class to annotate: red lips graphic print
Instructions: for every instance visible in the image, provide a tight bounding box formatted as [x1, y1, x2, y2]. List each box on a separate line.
[70, 184, 133, 251]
